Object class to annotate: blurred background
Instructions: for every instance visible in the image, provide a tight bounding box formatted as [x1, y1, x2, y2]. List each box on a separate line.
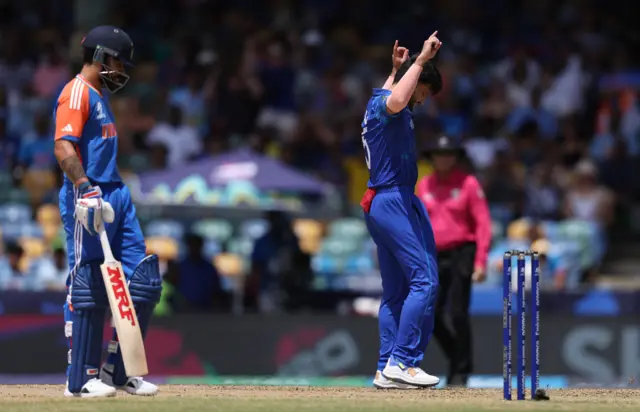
[1, 0, 639, 388]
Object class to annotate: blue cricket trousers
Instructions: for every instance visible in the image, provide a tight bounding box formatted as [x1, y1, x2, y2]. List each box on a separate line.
[364, 186, 439, 370]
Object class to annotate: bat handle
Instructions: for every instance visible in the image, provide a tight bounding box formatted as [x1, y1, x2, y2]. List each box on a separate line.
[99, 227, 116, 263]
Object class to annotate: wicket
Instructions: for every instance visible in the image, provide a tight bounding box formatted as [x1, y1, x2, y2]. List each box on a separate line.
[502, 250, 540, 401]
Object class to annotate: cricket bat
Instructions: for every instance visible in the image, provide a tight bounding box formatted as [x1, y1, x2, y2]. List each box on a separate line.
[99, 227, 148, 377]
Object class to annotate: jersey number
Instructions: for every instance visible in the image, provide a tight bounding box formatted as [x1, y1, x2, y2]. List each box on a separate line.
[361, 111, 371, 169]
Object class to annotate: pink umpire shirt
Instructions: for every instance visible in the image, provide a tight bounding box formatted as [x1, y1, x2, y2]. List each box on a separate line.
[416, 168, 492, 269]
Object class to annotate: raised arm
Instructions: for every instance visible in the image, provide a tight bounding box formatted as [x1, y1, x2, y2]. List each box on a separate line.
[386, 31, 442, 114]
[382, 40, 409, 90]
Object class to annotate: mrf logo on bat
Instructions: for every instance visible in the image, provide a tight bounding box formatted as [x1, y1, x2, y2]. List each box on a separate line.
[107, 266, 136, 326]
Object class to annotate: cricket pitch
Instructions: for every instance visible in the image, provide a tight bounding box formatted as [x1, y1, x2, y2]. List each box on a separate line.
[1, 385, 639, 412]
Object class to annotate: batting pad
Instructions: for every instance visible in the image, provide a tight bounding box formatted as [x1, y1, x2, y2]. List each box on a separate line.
[105, 255, 162, 384]
[66, 260, 109, 393]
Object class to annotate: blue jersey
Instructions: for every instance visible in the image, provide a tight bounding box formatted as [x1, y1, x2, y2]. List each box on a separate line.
[53, 75, 122, 184]
[361, 89, 417, 188]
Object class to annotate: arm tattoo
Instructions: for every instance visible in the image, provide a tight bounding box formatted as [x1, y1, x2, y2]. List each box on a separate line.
[59, 155, 87, 184]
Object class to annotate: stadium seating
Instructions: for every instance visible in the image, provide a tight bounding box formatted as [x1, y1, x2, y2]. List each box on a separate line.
[214, 253, 244, 278]
[146, 236, 179, 261]
[0, 203, 31, 224]
[0, 204, 601, 294]
[146, 220, 185, 240]
[36, 204, 61, 226]
[18, 237, 46, 258]
[1, 222, 43, 242]
[202, 239, 222, 259]
[227, 237, 254, 257]
[293, 218, 322, 238]
[327, 217, 367, 240]
[22, 170, 56, 205]
[191, 219, 233, 242]
[238, 219, 269, 239]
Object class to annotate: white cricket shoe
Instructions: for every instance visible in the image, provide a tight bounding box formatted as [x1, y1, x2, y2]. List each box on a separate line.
[382, 359, 440, 388]
[64, 378, 117, 398]
[100, 364, 159, 396]
[373, 371, 421, 389]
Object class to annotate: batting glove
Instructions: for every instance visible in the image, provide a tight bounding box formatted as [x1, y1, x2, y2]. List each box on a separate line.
[75, 182, 115, 236]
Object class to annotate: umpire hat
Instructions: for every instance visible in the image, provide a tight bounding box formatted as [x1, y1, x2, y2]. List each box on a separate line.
[82, 25, 134, 67]
[425, 135, 465, 156]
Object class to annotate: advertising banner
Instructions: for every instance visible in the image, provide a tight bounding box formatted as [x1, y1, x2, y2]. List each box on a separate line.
[0, 315, 638, 383]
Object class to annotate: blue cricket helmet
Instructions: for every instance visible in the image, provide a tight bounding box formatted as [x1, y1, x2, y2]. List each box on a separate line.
[82, 25, 134, 67]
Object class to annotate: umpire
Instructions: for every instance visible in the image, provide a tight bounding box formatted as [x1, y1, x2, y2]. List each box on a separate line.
[416, 136, 492, 386]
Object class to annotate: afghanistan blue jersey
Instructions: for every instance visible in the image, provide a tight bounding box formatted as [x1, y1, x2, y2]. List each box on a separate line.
[361, 89, 417, 188]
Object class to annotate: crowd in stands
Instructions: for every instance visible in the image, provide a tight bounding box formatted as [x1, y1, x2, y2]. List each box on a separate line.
[1, 1, 639, 306]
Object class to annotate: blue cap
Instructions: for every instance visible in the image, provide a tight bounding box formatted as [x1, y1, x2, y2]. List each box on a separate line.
[82, 25, 134, 67]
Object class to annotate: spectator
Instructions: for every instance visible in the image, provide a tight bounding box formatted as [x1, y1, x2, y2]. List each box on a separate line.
[0, 86, 7, 123]
[564, 160, 615, 229]
[506, 87, 558, 140]
[0, 243, 28, 290]
[524, 161, 563, 221]
[247, 210, 304, 313]
[177, 233, 225, 311]
[8, 83, 48, 137]
[0, 118, 19, 173]
[168, 70, 206, 132]
[29, 246, 68, 291]
[256, 37, 297, 138]
[18, 114, 55, 171]
[531, 239, 572, 291]
[215, 61, 264, 138]
[494, 48, 541, 109]
[32, 46, 70, 99]
[155, 260, 184, 316]
[146, 105, 202, 168]
[484, 147, 525, 223]
[149, 143, 169, 171]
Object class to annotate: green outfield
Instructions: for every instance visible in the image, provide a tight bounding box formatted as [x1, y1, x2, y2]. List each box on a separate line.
[1, 386, 639, 412]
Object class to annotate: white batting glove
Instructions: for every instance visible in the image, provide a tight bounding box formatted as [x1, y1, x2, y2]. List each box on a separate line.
[75, 183, 115, 236]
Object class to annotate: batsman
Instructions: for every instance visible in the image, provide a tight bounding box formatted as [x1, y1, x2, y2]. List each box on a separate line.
[53, 26, 162, 397]
[360, 32, 442, 388]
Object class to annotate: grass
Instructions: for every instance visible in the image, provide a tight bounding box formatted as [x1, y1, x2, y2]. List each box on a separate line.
[1, 386, 640, 412]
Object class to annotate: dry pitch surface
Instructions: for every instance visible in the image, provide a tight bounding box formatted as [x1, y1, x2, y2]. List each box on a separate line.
[1, 385, 639, 412]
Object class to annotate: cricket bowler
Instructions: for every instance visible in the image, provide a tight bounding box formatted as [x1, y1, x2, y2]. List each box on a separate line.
[53, 26, 162, 397]
[359, 32, 443, 389]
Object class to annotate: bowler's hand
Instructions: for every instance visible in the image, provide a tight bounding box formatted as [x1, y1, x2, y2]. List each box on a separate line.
[392, 40, 409, 71]
[472, 265, 487, 283]
[415, 31, 442, 66]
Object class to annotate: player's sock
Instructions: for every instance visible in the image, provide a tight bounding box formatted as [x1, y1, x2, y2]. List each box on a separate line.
[104, 255, 162, 386]
[66, 262, 108, 393]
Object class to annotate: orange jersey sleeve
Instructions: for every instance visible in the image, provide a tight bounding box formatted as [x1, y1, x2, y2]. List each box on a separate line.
[54, 78, 90, 142]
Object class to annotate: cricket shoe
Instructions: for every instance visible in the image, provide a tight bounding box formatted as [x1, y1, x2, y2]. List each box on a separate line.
[64, 378, 117, 398]
[382, 358, 440, 388]
[100, 364, 159, 396]
[373, 371, 421, 389]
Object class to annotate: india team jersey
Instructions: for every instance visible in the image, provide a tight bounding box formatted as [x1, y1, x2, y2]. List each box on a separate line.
[54, 75, 122, 184]
[361, 89, 417, 188]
